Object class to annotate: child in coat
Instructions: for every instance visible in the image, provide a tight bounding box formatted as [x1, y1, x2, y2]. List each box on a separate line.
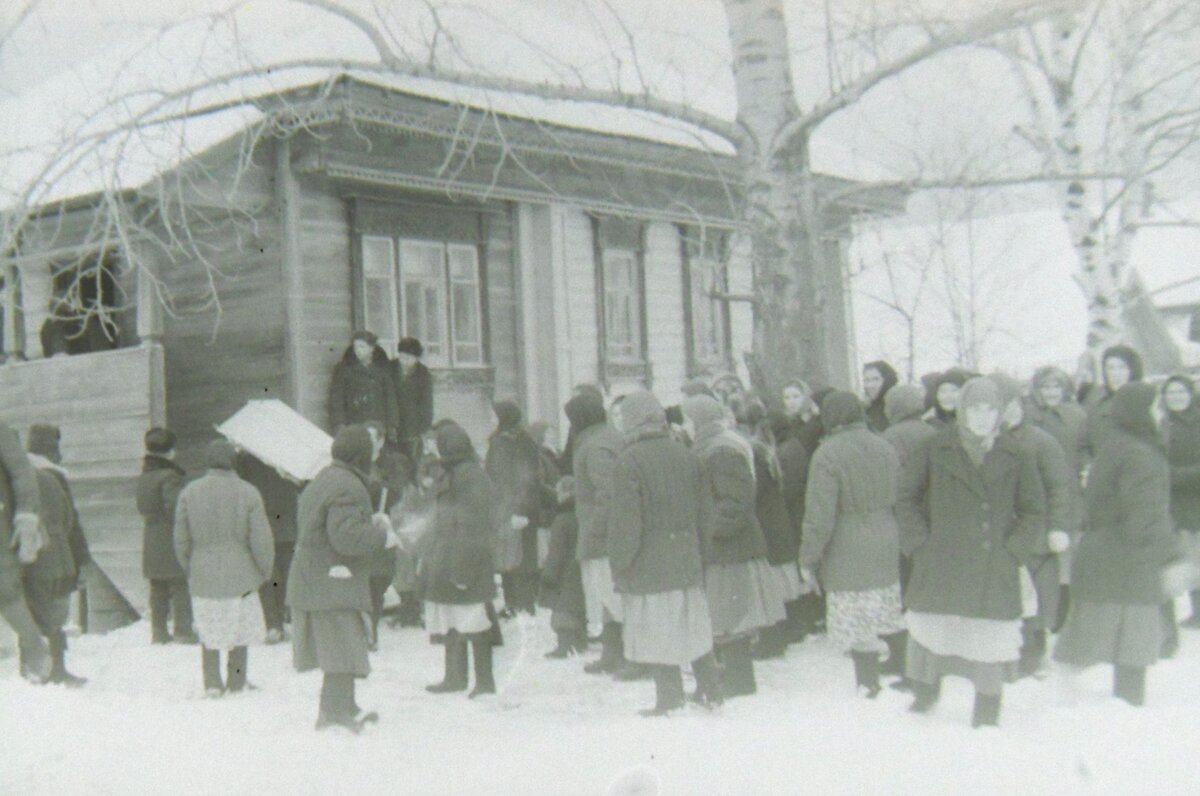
[540, 477, 587, 658]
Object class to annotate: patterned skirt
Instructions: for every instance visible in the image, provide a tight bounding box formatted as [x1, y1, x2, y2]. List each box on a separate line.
[825, 583, 905, 652]
[1054, 600, 1166, 668]
[705, 559, 788, 642]
[192, 593, 265, 651]
[621, 587, 713, 667]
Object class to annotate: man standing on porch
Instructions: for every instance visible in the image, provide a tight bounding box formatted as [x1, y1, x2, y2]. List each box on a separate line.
[395, 337, 433, 472]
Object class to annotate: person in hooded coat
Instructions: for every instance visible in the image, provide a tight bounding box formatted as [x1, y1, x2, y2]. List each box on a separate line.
[557, 384, 605, 476]
[136, 427, 196, 645]
[566, 392, 635, 677]
[329, 331, 399, 442]
[288, 425, 397, 732]
[608, 391, 722, 715]
[925, 369, 970, 429]
[800, 392, 905, 697]
[993, 374, 1080, 674]
[1163, 375, 1200, 627]
[682, 394, 786, 700]
[485, 401, 543, 616]
[22, 425, 90, 686]
[863, 361, 900, 434]
[540, 476, 587, 658]
[175, 439, 275, 696]
[423, 422, 502, 698]
[896, 377, 1046, 728]
[778, 379, 825, 640]
[1055, 382, 1182, 705]
[1081, 345, 1144, 466]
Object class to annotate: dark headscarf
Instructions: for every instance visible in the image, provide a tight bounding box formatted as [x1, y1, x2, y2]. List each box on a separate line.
[493, 400, 524, 435]
[863, 361, 898, 402]
[436, 422, 478, 467]
[1112, 382, 1161, 444]
[332, 424, 375, 474]
[820, 391, 866, 435]
[27, 424, 62, 463]
[931, 369, 970, 424]
[564, 393, 607, 434]
[204, 439, 238, 471]
[1101, 345, 1145, 393]
[1164, 374, 1195, 411]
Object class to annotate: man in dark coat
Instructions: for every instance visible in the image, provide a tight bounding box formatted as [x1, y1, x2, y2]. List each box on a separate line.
[23, 425, 89, 686]
[236, 452, 300, 644]
[136, 427, 196, 644]
[394, 336, 434, 468]
[288, 424, 397, 732]
[329, 331, 399, 442]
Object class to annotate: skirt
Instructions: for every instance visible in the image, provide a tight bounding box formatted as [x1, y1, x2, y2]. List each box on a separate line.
[192, 593, 265, 651]
[826, 584, 905, 652]
[906, 612, 1022, 663]
[768, 562, 805, 603]
[621, 587, 713, 667]
[581, 558, 622, 634]
[705, 559, 787, 642]
[292, 608, 370, 677]
[1054, 600, 1165, 668]
[425, 602, 492, 636]
[906, 637, 1018, 695]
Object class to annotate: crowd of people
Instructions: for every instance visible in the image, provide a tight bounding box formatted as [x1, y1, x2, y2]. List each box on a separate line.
[2, 333, 1199, 735]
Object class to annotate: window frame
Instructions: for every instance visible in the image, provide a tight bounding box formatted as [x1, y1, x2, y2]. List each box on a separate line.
[592, 216, 649, 386]
[680, 226, 732, 377]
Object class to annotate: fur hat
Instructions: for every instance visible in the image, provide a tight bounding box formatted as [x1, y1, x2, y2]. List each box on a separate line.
[397, 337, 424, 358]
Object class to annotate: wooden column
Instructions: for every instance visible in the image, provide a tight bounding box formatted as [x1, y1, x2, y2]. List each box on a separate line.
[134, 251, 164, 344]
[17, 259, 52, 358]
[3, 260, 20, 360]
[276, 136, 307, 414]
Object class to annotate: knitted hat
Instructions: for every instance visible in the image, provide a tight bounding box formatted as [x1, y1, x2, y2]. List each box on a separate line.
[620, 390, 666, 435]
[681, 394, 726, 432]
[958, 376, 1003, 414]
[883, 384, 926, 424]
[820, 391, 866, 434]
[397, 337, 424, 357]
[332, 424, 374, 473]
[144, 427, 176, 455]
[350, 330, 379, 346]
[204, 439, 238, 470]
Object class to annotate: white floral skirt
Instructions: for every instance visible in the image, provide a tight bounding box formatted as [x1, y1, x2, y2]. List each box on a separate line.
[906, 611, 1022, 664]
[425, 602, 492, 636]
[621, 587, 713, 667]
[826, 584, 906, 652]
[705, 559, 787, 641]
[580, 558, 623, 635]
[192, 593, 265, 651]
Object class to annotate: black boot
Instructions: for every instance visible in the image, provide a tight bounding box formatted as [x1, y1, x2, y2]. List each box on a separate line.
[397, 592, 423, 628]
[1018, 622, 1047, 678]
[48, 636, 86, 688]
[317, 674, 376, 732]
[690, 652, 724, 709]
[1161, 602, 1180, 659]
[3, 598, 50, 683]
[879, 631, 907, 676]
[1053, 585, 1071, 633]
[639, 665, 685, 717]
[850, 650, 882, 698]
[719, 638, 757, 698]
[908, 679, 941, 714]
[584, 621, 623, 675]
[1114, 665, 1146, 706]
[752, 623, 787, 660]
[469, 638, 496, 698]
[971, 691, 1002, 728]
[426, 637, 469, 693]
[201, 647, 224, 696]
[226, 646, 249, 692]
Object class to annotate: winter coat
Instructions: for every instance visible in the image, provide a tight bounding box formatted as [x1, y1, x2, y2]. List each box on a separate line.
[174, 470, 274, 599]
[1074, 394, 1180, 605]
[777, 423, 811, 546]
[572, 422, 625, 561]
[366, 447, 411, 578]
[423, 458, 497, 605]
[691, 429, 768, 565]
[1167, 406, 1200, 532]
[236, 455, 299, 544]
[395, 361, 434, 441]
[486, 426, 544, 573]
[1006, 423, 1082, 536]
[1027, 401, 1086, 483]
[539, 504, 585, 620]
[287, 462, 388, 613]
[863, 361, 899, 434]
[751, 440, 797, 565]
[329, 346, 398, 439]
[25, 459, 87, 595]
[882, 386, 938, 472]
[800, 422, 902, 592]
[896, 428, 1047, 621]
[1081, 389, 1121, 467]
[608, 430, 709, 596]
[136, 455, 187, 580]
[0, 423, 40, 545]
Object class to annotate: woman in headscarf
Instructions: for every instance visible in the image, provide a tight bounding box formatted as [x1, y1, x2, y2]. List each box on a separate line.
[778, 378, 825, 640]
[485, 400, 543, 616]
[1055, 382, 1182, 705]
[925, 369, 970, 429]
[174, 439, 274, 697]
[895, 377, 1046, 728]
[423, 421, 503, 698]
[682, 394, 785, 700]
[862, 360, 899, 434]
[799, 392, 905, 697]
[288, 425, 397, 732]
[1081, 344, 1144, 465]
[1164, 375, 1200, 627]
[608, 391, 722, 715]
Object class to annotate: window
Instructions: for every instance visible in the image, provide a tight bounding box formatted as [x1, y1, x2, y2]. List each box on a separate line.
[682, 228, 730, 374]
[603, 249, 642, 362]
[358, 234, 485, 368]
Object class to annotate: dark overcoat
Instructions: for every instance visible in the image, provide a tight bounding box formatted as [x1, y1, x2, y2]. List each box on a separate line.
[136, 455, 187, 580]
[422, 458, 497, 605]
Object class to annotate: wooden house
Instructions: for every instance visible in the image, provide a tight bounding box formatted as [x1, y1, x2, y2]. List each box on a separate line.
[0, 73, 899, 626]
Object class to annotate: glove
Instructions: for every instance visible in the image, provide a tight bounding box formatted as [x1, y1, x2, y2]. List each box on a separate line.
[12, 513, 43, 564]
[328, 565, 353, 580]
[511, 515, 530, 531]
[1047, 530, 1071, 554]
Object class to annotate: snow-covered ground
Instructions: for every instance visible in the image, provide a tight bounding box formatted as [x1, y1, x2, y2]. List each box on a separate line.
[3, 610, 1200, 796]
